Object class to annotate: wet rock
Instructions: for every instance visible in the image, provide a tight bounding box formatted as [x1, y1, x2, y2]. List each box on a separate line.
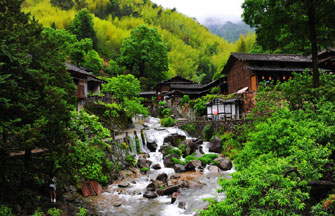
[208, 136, 222, 153]
[137, 158, 152, 169]
[215, 158, 233, 171]
[152, 179, 166, 189]
[156, 173, 168, 184]
[171, 192, 179, 204]
[185, 160, 202, 171]
[152, 164, 161, 170]
[199, 146, 205, 154]
[189, 139, 203, 154]
[156, 189, 164, 196]
[159, 144, 171, 156]
[163, 154, 178, 168]
[170, 174, 180, 179]
[162, 185, 179, 195]
[174, 164, 186, 173]
[146, 182, 155, 191]
[147, 141, 158, 152]
[208, 165, 219, 173]
[178, 202, 186, 209]
[118, 182, 130, 188]
[164, 134, 186, 147]
[143, 191, 158, 199]
[113, 203, 122, 207]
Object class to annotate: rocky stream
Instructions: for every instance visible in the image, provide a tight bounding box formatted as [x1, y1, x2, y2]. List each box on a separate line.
[90, 117, 235, 216]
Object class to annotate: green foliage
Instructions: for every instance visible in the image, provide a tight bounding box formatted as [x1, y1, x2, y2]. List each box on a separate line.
[160, 117, 176, 127]
[180, 95, 190, 107]
[120, 24, 168, 89]
[168, 148, 182, 158]
[50, 0, 74, 10]
[0, 205, 13, 216]
[135, 136, 141, 154]
[181, 123, 196, 135]
[192, 98, 207, 116]
[177, 144, 187, 152]
[198, 154, 218, 166]
[70, 8, 98, 49]
[101, 75, 148, 117]
[161, 108, 171, 118]
[125, 155, 136, 166]
[201, 72, 335, 215]
[66, 110, 112, 184]
[82, 49, 103, 75]
[202, 124, 213, 141]
[77, 207, 87, 216]
[47, 207, 63, 216]
[141, 167, 150, 172]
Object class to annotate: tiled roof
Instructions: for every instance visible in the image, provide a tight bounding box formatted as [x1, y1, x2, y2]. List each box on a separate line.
[231, 52, 311, 63]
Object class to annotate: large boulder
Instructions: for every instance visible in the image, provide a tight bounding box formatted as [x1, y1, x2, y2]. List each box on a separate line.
[159, 144, 171, 157]
[147, 141, 158, 152]
[156, 173, 168, 185]
[185, 160, 202, 171]
[208, 136, 222, 153]
[137, 158, 152, 169]
[189, 139, 203, 154]
[163, 154, 178, 168]
[164, 134, 186, 147]
[143, 191, 157, 199]
[208, 165, 219, 174]
[146, 182, 155, 192]
[214, 158, 233, 171]
[174, 164, 186, 173]
[162, 185, 179, 195]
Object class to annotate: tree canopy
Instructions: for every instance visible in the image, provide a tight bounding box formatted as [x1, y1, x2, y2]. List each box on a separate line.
[242, 0, 335, 87]
[120, 24, 169, 89]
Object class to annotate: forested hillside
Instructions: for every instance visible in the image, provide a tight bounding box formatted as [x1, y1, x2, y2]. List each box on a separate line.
[21, 0, 246, 84]
[206, 21, 254, 43]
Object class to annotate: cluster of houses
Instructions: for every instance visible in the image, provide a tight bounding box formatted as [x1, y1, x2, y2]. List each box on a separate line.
[69, 49, 335, 119]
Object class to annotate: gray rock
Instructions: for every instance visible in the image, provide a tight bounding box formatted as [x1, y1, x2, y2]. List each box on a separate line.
[185, 160, 202, 171]
[163, 154, 178, 168]
[208, 165, 219, 173]
[215, 158, 233, 171]
[174, 164, 186, 173]
[118, 182, 130, 188]
[171, 192, 179, 204]
[178, 201, 186, 209]
[152, 163, 161, 170]
[143, 191, 158, 199]
[162, 185, 179, 195]
[113, 203, 122, 207]
[164, 134, 186, 147]
[147, 141, 158, 152]
[156, 173, 168, 184]
[146, 182, 155, 192]
[189, 139, 203, 154]
[137, 158, 152, 169]
[159, 144, 171, 156]
[208, 136, 222, 153]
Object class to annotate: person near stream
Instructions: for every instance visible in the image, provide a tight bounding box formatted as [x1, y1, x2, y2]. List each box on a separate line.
[49, 176, 56, 203]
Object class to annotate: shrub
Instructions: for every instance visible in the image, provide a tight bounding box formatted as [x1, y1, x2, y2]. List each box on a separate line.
[77, 207, 87, 216]
[47, 208, 62, 216]
[141, 167, 150, 173]
[180, 95, 190, 107]
[135, 136, 141, 154]
[172, 157, 186, 165]
[199, 154, 218, 165]
[125, 155, 136, 166]
[161, 108, 171, 117]
[178, 144, 187, 152]
[168, 148, 182, 158]
[160, 117, 176, 127]
[202, 124, 213, 141]
[0, 205, 13, 216]
[181, 123, 196, 135]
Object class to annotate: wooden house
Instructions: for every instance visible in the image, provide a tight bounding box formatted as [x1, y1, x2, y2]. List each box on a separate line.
[206, 98, 242, 120]
[66, 62, 104, 110]
[221, 53, 312, 94]
[317, 48, 335, 73]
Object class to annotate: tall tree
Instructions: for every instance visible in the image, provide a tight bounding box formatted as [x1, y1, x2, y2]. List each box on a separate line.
[242, 0, 335, 88]
[70, 8, 98, 50]
[0, 0, 75, 202]
[120, 25, 168, 89]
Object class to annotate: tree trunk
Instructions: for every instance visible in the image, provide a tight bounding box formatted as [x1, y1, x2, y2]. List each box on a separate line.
[307, 2, 319, 88]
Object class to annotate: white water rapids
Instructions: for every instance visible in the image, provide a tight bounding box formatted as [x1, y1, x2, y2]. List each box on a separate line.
[94, 117, 235, 216]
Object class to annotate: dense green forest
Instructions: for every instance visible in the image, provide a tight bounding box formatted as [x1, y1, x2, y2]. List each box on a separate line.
[21, 0, 256, 86]
[206, 21, 254, 43]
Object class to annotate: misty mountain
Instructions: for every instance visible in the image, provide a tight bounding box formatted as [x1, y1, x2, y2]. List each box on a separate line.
[205, 21, 254, 43]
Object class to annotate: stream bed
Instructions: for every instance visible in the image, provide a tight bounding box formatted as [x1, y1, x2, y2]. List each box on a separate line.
[91, 117, 235, 216]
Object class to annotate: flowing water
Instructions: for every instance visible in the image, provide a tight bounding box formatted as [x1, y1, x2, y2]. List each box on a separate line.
[94, 117, 235, 216]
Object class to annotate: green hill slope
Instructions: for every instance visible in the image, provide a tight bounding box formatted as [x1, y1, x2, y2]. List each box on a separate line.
[22, 0, 237, 83]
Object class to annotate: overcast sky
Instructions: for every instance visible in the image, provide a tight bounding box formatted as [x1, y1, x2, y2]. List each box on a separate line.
[150, 0, 244, 24]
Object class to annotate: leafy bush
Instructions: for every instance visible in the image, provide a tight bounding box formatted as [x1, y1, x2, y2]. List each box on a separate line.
[160, 117, 176, 127]
[168, 148, 182, 158]
[198, 154, 218, 165]
[180, 95, 190, 107]
[193, 98, 207, 116]
[135, 136, 141, 154]
[202, 124, 213, 141]
[0, 205, 13, 216]
[77, 207, 87, 216]
[178, 144, 187, 152]
[181, 123, 196, 135]
[47, 208, 63, 216]
[125, 155, 136, 166]
[161, 108, 171, 117]
[141, 167, 150, 172]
